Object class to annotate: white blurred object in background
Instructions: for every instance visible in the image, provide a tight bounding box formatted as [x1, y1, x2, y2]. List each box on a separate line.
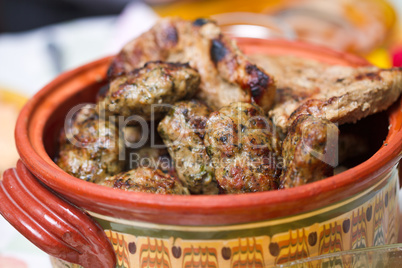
[0, 2, 156, 97]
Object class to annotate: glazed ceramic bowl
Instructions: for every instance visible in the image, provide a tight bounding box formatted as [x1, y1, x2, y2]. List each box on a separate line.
[0, 38, 401, 268]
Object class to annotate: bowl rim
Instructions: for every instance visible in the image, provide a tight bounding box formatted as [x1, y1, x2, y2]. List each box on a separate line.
[14, 38, 402, 225]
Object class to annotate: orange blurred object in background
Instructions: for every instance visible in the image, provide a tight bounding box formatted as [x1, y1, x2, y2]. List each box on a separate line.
[153, 0, 397, 67]
[0, 90, 27, 177]
[263, 0, 396, 54]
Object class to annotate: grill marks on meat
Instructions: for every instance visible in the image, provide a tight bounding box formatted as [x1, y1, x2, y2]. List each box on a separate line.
[101, 61, 200, 121]
[56, 106, 188, 194]
[108, 17, 276, 111]
[192, 18, 212, 27]
[100, 167, 189, 195]
[158, 100, 219, 194]
[209, 37, 275, 109]
[280, 115, 339, 188]
[250, 55, 402, 134]
[210, 39, 228, 64]
[56, 106, 125, 183]
[57, 17, 402, 194]
[204, 102, 281, 194]
[287, 67, 402, 126]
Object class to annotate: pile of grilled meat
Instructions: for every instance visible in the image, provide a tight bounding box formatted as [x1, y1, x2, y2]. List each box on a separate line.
[56, 18, 402, 195]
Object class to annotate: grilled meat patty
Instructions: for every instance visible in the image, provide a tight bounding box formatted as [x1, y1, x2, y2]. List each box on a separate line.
[204, 102, 281, 194]
[108, 17, 276, 111]
[101, 61, 200, 121]
[56, 106, 124, 182]
[250, 55, 402, 134]
[158, 100, 219, 194]
[99, 167, 189, 195]
[280, 114, 339, 188]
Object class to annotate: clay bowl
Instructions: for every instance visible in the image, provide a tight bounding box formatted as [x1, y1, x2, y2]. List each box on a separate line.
[0, 38, 401, 268]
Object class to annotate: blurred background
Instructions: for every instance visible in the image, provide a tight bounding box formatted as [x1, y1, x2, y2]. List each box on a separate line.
[1, 0, 402, 97]
[0, 0, 402, 267]
[1, 0, 402, 96]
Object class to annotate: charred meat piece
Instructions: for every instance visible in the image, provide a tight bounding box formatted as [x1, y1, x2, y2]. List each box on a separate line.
[99, 167, 189, 195]
[280, 114, 339, 188]
[204, 102, 281, 194]
[250, 55, 402, 134]
[108, 18, 276, 111]
[56, 105, 124, 182]
[158, 100, 218, 194]
[101, 61, 200, 121]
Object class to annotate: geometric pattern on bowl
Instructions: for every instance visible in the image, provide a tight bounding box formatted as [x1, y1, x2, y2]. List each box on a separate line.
[50, 168, 399, 267]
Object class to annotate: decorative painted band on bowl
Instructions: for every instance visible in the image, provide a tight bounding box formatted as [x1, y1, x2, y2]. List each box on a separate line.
[51, 166, 399, 268]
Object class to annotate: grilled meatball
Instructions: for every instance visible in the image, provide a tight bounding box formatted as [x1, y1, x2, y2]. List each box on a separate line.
[280, 114, 339, 188]
[101, 61, 200, 121]
[158, 100, 218, 194]
[204, 102, 281, 194]
[56, 106, 124, 182]
[99, 167, 189, 195]
[108, 17, 276, 111]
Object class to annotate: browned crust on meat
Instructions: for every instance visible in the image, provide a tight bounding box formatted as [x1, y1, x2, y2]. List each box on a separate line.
[100, 167, 189, 195]
[108, 17, 276, 111]
[102, 61, 201, 121]
[250, 54, 402, 133]
[204, 102, 281, 194]
[158, 100, 219, 194]
[56, 107, 125, 182]
[287, 68, 402, 126]
[210, 36, 276, 110]
[108, 19, 180, 78]
[280, 114, 339, 188]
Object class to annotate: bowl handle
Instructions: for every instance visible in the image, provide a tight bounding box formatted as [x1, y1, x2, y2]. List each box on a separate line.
[0, 160, 116, 268]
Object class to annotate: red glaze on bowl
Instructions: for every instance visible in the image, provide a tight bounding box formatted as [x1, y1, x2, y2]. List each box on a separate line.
[1, 38, 401, 267]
